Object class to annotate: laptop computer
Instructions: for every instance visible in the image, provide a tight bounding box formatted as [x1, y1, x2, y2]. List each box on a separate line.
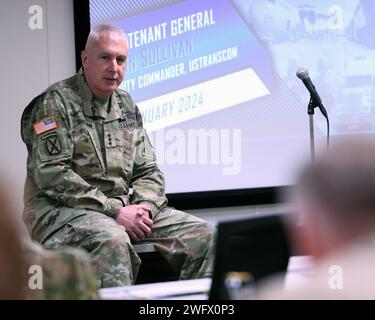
[209, 212, 291, 300]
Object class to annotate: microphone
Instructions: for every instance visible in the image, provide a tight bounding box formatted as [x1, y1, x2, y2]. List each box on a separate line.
[296, 68, 328, 117]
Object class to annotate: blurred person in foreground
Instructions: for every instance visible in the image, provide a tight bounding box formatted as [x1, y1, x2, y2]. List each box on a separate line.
[258, 138, 375, 299]
[24, 241, 98, 299]
[0, 187, 27, 299]
[0, 182, 98, 299]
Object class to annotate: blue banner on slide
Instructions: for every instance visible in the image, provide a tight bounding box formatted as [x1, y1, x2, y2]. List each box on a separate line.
[113, 0, 275, 102]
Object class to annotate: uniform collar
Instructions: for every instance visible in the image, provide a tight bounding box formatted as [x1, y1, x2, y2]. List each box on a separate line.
[77, 68, 121, 121]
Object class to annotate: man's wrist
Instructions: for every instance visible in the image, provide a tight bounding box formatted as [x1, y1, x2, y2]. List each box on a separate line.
[138, 201, 159, 219]
[115, 195, 128, 207]
[104, 198, 124, 219]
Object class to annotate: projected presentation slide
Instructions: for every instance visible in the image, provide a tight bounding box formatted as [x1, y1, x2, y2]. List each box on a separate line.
[89, 0, 375, 193]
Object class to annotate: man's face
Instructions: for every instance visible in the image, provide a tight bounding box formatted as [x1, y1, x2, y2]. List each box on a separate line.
[81, 31, 128, 99]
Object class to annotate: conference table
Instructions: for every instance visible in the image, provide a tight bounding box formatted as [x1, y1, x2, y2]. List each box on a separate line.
[99, 256, 314, 300]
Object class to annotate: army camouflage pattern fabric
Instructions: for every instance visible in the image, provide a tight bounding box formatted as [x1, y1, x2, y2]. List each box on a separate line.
[21, 69, 215, 288]
[24, 241, 98, 299]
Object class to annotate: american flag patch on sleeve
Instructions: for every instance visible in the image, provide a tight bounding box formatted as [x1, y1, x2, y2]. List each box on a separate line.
[33, 116, 58, 135]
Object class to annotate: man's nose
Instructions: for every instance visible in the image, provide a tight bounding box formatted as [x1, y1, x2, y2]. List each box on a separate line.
[108, 58, 118, 72]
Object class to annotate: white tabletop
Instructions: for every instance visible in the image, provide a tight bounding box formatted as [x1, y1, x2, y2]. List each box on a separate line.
[99, 256, 314, 300]
[99, 278, 211, 300]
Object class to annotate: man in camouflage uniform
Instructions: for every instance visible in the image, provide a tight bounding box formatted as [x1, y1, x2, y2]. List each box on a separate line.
[21, 24, 215, 288]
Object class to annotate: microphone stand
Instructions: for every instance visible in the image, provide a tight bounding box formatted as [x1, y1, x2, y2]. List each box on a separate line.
[308, 97, 317, 162]
[307, 96, 330, 162]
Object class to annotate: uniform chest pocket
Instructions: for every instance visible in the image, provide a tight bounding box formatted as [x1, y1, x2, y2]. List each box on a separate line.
[72, 131, 104, 177]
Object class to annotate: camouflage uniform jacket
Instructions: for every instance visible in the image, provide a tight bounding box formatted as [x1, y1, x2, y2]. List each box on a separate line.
[21, 69, 168, 236]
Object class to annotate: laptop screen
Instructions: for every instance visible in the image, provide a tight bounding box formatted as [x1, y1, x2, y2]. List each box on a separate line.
[209, 212, 291, 300]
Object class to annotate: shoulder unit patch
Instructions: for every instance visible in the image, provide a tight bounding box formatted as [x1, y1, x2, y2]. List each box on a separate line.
[45, 135, 61, 155]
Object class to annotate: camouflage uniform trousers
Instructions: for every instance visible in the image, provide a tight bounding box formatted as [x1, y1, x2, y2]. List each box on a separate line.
[40, 207, 216, 288]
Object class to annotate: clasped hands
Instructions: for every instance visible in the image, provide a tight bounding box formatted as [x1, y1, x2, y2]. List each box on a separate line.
[115, 204, 153, 241]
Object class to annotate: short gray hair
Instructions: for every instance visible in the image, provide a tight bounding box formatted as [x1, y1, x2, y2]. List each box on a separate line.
[85, 24, 127, 49]
[297, 138, 375, 223]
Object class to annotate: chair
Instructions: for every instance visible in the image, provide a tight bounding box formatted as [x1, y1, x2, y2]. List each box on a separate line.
[134, 243, 179, 284]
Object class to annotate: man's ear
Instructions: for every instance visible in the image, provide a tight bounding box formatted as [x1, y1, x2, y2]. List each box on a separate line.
[81, 50, 88, 68]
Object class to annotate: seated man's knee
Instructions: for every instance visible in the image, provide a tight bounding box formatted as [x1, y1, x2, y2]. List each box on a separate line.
[93, 226, 131, 251]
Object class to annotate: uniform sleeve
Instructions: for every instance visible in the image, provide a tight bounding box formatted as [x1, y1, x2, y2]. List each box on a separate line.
[28, 92, 123, 219]
[129, 106, 168, 217]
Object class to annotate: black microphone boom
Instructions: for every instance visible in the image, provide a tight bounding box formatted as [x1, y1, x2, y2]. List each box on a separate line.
[296, 68, 328, 118]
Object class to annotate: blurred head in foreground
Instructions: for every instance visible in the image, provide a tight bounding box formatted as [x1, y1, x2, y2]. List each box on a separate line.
[259, 137, 375, 299]
[292, 137, 375, 260]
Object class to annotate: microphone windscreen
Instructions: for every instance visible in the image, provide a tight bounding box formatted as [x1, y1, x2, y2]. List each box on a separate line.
[296, 67, 309, 80]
